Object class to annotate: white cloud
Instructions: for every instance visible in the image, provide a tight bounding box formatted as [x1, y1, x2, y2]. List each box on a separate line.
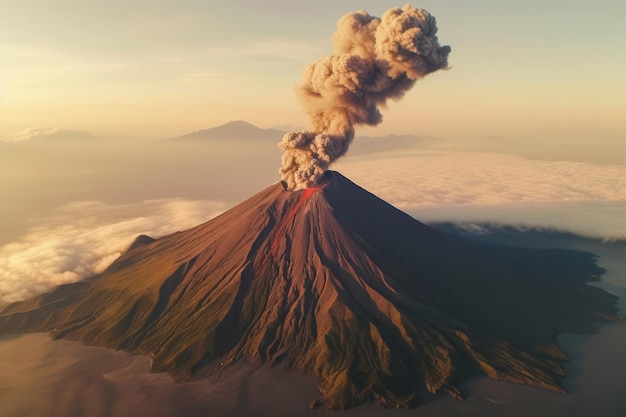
[338, 151, 626, 205]
[3, 150, 625, 304]
[4, 127, 66, 142]
[407, 201, 626, 242]
[336, 150, 626, 240]
[0, 199, 226, 303]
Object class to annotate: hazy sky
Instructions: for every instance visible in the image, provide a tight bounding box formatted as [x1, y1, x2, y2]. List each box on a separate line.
[1, 4, 626, 414]
[1, 1, 625, 302]
[2, 0, 625, 145]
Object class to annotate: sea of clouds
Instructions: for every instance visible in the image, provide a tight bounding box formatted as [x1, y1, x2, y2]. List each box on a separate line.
[338, 150, 626, 240]
[0, 199, 226, 303]
[1, 150, 624, 303]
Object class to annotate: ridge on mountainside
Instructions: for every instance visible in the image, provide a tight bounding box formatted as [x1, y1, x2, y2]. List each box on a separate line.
[0, 171, 619, 409]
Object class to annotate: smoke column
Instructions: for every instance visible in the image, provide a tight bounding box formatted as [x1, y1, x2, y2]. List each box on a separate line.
[279, 4, 451, 190]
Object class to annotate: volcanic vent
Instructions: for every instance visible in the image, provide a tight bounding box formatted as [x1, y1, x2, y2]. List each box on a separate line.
[0, 171, 618, 409]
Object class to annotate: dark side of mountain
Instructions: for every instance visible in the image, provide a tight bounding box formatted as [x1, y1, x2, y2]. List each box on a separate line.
[0, 171, 620, 410]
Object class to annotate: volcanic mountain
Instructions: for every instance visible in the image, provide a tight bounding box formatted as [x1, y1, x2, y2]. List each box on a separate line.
[0, 171, 619, 409]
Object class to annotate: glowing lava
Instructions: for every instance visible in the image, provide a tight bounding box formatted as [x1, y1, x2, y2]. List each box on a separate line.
[268, 185, 324, 258]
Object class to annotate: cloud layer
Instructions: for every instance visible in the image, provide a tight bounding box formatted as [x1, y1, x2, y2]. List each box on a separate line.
[337, 150, 626, 240]
[2, 150, 625, 303]
[338, 151, 626, 205]
[0, 199, 225, 303]
[4, 127, 66, 142]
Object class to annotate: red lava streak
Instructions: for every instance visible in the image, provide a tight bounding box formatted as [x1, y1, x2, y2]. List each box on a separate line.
[268, 185, 323, 259]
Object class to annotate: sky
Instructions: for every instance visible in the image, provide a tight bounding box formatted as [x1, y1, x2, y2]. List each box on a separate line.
[1, 0, 625, 145]
[0, 1, 625, 302]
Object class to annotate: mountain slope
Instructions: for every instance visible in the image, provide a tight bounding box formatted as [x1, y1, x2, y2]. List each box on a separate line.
[0, 171, 619, 409]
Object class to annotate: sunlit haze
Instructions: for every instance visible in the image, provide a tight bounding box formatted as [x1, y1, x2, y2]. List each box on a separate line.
[1, 0, 624, 147]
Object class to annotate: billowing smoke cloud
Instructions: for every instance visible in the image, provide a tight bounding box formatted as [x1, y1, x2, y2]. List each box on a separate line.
[279, 4, 450, 190]
[0, 199, 225, 303]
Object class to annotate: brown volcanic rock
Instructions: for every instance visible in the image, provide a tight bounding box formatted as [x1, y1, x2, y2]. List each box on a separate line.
[0, 171, 619, 409]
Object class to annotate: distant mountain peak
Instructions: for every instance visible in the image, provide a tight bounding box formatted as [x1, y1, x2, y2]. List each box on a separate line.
[6, 127, 65, 142]
[171, 120, 286, 142]
[4, 127, 89, 143]
[221, 120, 258, 128]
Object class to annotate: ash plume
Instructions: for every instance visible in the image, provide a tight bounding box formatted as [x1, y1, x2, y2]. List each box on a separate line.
[279, 4, 451, 190]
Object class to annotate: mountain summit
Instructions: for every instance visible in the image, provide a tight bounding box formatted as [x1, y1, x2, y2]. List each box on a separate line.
[171, 120, 285, 142]
[0, 171, 618, 409]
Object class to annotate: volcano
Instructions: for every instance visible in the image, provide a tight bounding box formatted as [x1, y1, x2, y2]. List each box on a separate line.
[0, 171, 619, 409]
